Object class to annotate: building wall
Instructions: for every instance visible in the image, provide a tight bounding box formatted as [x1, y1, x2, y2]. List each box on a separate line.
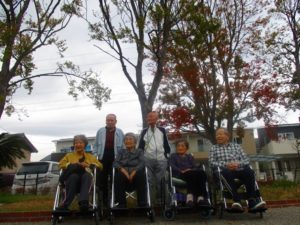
[172, 128, 256, 160]
[55, 137, 96, 153]
[263, 139, 299, 155]
[54, 128, 257, 160]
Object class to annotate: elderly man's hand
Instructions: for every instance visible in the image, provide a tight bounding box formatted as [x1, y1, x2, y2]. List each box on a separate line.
[226, 162, 240, 171]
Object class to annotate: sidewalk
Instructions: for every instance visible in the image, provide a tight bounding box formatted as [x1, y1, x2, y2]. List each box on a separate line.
[0, 200, 300, 223]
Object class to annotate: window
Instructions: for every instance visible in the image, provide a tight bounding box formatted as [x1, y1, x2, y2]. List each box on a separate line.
[278, 132, 295, 140]
[277, 161, 283, 172]
[284, 161, 291, 171]
[51, 164, 60, 174]
[197, 139, 204, 152]
[17, 162, 49, 175]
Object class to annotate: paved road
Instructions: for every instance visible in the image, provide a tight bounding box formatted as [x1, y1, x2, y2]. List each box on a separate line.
[3, 207, 300, 225]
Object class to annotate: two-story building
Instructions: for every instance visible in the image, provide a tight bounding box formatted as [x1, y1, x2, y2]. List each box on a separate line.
[257, 123, 300, 181]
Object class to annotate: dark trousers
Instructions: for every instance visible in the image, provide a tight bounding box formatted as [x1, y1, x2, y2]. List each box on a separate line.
[63, 172, 92, 207]
[114, 169, 147, 206]
[178, 169, 207, 198]
[220, 166, 256, 202]
[98, 150, 114, 206]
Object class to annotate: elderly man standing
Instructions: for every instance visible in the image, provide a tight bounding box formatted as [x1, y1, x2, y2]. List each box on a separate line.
[209, 127, 266, 211]
[94, 113, 124, 206]
[138, 111, 171, 204]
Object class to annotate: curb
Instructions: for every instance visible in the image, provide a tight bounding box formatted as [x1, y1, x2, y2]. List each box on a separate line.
[0, 200, 300, 223]
[0, 211, 51, 223]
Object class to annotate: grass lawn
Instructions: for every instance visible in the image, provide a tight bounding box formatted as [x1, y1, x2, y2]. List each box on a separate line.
[0, 194, 54, 212]
[259, 181, 300, 201]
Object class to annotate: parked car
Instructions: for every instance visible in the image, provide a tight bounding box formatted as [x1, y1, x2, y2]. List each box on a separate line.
[11, 161, 60, 194]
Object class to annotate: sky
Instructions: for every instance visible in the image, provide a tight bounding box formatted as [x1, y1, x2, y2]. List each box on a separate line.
[0, 1, 299, 161]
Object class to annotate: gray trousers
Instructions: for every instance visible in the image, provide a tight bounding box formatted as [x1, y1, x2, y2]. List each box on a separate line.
[63, 172, 92, 207]
[145, 157, 167, 200]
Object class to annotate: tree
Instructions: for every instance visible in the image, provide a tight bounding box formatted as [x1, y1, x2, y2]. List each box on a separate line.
[159, 0, 278, 143]
[0, 133, 27, 170]
[87, 0, 180, 128]
[265, 0, 300, 110]
[0, 0, 111, 119]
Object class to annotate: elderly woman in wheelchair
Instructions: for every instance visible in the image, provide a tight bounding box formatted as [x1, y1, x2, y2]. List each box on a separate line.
[169, 139, 210, 208]
[209, 128, 266, 213]
[56, 135, 102, 212]
[112, 132, 148, 208]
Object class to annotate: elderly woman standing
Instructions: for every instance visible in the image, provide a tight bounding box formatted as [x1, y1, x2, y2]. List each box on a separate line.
[58, 135, 102, 212]
[113, 132, 147, 208]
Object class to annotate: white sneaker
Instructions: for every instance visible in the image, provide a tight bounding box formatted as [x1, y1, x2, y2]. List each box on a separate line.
[232, 202, 243, 210]
[186, 194, 194, 206]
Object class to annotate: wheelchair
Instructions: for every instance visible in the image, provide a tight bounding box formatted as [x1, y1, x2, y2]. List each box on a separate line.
[161, 164, 213, 220]
[213, 166, 267, 219]
[51, 166, 102, 225]
[109, 167, 155, 225]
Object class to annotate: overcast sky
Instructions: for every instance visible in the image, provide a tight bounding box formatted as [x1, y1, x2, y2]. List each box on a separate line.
[0, 2, 299, 161]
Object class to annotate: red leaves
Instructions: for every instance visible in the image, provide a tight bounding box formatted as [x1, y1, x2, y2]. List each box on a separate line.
[158, 107, 194, 132]
[264, 123, 279, 141]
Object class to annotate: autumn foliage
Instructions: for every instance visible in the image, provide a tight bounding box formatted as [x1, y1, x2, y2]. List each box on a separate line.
[158, 0, 286, 142]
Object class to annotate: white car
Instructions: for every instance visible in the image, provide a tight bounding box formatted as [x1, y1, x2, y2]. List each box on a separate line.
[11, 161, 60, 194]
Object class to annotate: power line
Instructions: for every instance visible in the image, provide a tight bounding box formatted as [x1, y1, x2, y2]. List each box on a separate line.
[17, 98, 138, 112]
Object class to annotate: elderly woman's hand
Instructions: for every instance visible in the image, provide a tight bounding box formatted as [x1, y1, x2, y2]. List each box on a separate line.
[120, 167, 130, 180]
[78, 161, 89, 168]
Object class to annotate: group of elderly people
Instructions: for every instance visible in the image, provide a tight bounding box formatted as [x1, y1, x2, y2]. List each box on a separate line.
[56, 111, 266, 213]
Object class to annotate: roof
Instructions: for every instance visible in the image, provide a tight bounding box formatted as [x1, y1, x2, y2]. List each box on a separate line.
[249, 154, 281, 162]
[0, 133, 38, 153]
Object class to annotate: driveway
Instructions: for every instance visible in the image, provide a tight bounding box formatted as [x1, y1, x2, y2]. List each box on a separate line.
[3, 206, 300, 225]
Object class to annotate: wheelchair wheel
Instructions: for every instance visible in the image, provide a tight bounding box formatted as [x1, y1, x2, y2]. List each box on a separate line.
[147, 208, 155, 222]
[259, 211, 263, 218]
[52, 216, 58, 225]
[200, 209, 211, 219]
[52, 216, 63, 225]
[109, 211, 114, 225]
[96, 190, 104, 220]
[217, 203, 224, 219]
[163, 209, 175, 220]
[94, 211, 100, 225]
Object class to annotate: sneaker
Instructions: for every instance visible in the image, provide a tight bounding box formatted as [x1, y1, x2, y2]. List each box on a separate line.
[186, 194, 194, 207]
[231, 202, 243, 211]
[248, 199, 266, 210]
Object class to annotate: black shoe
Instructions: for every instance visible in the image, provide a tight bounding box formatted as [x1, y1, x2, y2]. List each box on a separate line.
[197, 199, 210, 207]
[79, 200, 89, 213]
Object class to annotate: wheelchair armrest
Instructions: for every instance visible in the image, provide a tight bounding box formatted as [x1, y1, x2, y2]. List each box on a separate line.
[171, 177, 187, 187]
